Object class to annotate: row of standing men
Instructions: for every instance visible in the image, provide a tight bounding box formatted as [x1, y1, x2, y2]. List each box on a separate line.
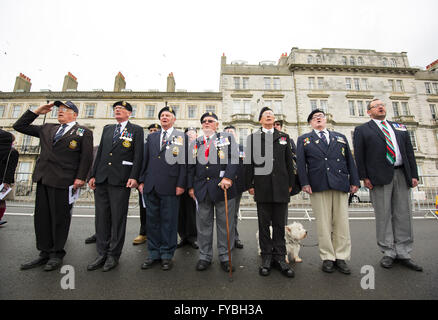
[15, 98, 422, 277]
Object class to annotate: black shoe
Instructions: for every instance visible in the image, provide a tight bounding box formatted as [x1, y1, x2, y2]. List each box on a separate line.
[273, 259, 294, 278]
[335, 259, 351, 275]
[44, 258, 63, 272]
[322, 260, 335, 273]
[235, 240, 244, 249]
[87, 255, 107, 271]
[85, 235, 97, 244]
[0, 220, 7, 226]
[141, 258, 161, 270]
[380, 256, 394, 269]
[161, 259, 173, 271]
[196, 260, 211, 271]
[220, 261, 235, 273]
[102, 256, 118, 272]
[259, 256, 272, 276]
[397, 259, 423, 272]
[20, 256, 49, 270]
[177, 238, 188, 248]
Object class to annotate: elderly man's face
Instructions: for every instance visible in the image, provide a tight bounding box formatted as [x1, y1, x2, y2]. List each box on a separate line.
[367, 99, 387, 120]
[201, 117, 218, 136]
[274, 122, 282, 131]
[309, 112, 327, 130]
[57, 106, 77, 124]
[114, 106, 131, 123]
[259, 110, 275, 127]
[186, 130, 197, 142]
[160, 111, 176, 129]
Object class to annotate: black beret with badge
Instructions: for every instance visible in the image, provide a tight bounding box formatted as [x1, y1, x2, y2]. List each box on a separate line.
[258, 107, 273, 121]
[148, 123, 161, 130]
[113, 101, 132, 112]
[307, 109, 325, 123]
[200, 112, 218, 123]
[54, 100, 79, 114]
[158, 106, 176, 119]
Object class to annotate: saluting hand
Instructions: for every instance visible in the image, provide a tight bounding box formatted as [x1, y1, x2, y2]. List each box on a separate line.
[34, 103, 54, 115]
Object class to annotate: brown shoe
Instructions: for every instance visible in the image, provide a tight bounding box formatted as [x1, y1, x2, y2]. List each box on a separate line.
[133, 235, 147, 245]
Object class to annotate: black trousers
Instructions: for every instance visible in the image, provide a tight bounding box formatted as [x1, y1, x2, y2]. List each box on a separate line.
[256, 202, 287, 261]
[138, 190, 147, 236]
[95, 183, 131, 258]
[177, 191, 197, 242]
[34, 182, 72, 259]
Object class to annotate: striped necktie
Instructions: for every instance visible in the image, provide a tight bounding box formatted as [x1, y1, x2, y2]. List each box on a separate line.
[53, 124, 68, 144]
[113, 124, 121, 144]
[161, 131, 167, 148]
[380, 121, 396, 165]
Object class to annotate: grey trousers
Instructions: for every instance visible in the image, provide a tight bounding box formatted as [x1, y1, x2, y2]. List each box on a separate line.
[370, 169, 414, 259]
[197, 196, 235, 263]
[234, 193, 242, 241]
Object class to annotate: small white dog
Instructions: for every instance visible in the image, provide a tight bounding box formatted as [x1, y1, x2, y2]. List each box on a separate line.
[256, 222, 307, 263]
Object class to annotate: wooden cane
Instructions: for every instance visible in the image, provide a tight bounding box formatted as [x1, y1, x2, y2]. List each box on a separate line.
[224, 188, 233, 282]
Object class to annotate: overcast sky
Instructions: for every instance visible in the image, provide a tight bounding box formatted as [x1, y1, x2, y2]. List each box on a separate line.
[0, 0, 437, 93]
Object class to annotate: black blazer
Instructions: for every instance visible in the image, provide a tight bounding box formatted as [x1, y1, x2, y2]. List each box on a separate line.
[92, 121, 144, 186]
[245, 128, 297, 203]
[140, 128, 186, 195]
[296, 130, 359, 193]
[353, 120, 418, 187]
[13, 110, 94, 189]
[0, 148, 19, 184]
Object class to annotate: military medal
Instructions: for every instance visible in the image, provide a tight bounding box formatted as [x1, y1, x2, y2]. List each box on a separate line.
[341, 147, 345, 157]
[279, 137, 287, 145]
[172, 146, 179, 156]
[304, 137, 310, 146]
[76, 128, 85, 136]
[315, 140, 320, 144]
[122, 140, 131, 148]
[69, 140, 78, 149]
[218, 150, 225, 159]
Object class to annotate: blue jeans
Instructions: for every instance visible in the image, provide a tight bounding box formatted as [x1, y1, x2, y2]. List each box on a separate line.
[144, 189, 180, 260]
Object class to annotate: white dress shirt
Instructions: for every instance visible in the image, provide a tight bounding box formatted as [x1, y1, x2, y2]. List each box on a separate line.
[314, 128, 330, 145]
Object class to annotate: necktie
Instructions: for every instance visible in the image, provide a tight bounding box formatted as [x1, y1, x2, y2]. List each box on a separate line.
[380, 121, 396, 165]
[161, 131, 167, 149]
[113, 124, 121, 144]
[204, 136, 210, 159]
[53, 124, 68, 144]
[319, 131, 328, 145]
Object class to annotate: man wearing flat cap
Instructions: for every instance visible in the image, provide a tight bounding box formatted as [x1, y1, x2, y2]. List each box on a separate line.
[296, 109, 359, 274]
[139, 106, 186, 271]
[87, 101, 144, 272]
[245, 106, 297, 278]
[187, 112, 239, 273]
[131, 123, 162, 246]
[14, 101, 93, 271]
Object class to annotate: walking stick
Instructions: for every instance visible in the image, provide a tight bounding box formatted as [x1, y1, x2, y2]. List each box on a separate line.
[224, 188, 233, 282]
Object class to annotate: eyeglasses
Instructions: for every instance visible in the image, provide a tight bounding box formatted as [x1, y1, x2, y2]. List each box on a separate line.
[59, 107, 73, 112]
[202, 119, 216, 124]
[369, 103, 385, 109]
[311, 114, 325, 120]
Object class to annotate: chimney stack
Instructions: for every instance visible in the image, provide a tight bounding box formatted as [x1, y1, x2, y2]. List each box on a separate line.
[221, 53, 227, 66]
[14, 73, 32, 92]
[62, 72, 78, 91]
[167, 72, 175, 92]
[114, 71, 126, 92]
[278, 52, 288, 66]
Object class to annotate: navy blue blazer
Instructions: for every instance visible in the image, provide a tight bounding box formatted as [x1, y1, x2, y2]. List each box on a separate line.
[187, 132, 239, 203]
[140, 128, 187, 195]
[296, 130, 360, 193]
[353, 120, 418, 187]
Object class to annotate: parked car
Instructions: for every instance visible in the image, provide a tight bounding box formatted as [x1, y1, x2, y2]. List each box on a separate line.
[349, 187, 370, 204]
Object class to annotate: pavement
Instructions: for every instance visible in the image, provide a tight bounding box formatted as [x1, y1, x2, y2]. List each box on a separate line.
[0, 206, 437, 301]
